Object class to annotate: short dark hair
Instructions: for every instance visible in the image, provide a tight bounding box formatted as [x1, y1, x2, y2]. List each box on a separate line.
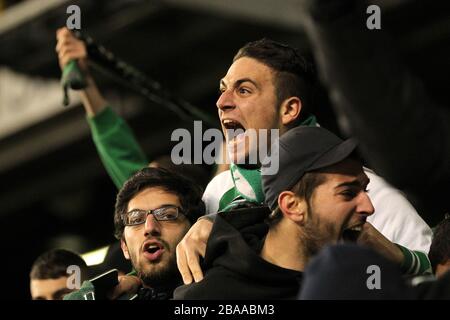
[150, 155, 210, 190]
[429, 216, 450, 272]
[114, 167, 205, 239]
[266, 171, 326, 227]
[30, 249, 88, 280]
[234, 38, 316, 124]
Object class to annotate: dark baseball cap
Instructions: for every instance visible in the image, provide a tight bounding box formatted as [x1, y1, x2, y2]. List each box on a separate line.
[261, 126, 358, 210]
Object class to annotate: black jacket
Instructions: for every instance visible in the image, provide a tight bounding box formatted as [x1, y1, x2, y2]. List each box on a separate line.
[298, 243, 450, 300]
[136, 286, 174, 300]
[174, 206, 303, 300]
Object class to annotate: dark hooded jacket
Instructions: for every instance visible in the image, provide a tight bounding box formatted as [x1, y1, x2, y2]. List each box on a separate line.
[174, 206, 303, 300]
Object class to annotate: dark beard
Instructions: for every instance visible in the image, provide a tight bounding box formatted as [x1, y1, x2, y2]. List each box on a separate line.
[300, 209, 335, 259]
[138, 254, 182, 290]
[301, 222, 326, 257]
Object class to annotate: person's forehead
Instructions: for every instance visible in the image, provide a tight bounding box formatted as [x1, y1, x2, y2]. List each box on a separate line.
[127, 187, 181, 212]
[320, 159, 368, 186]
[30, 277, 68, 297]
[221, 57, 275, 86]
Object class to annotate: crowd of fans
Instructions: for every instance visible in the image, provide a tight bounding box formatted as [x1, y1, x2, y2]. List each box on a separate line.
[29, 0, 449, 300]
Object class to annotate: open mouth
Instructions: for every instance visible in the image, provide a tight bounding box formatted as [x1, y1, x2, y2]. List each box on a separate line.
[222, 119, 246, 141]
[143, 241, 164, 261]
[341, 225, 363, 243]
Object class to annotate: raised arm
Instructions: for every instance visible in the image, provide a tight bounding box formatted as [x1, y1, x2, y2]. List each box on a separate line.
[56, 27, 148, 188]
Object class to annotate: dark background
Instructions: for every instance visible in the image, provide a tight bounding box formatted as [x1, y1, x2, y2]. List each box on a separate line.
[0, 0, 449, 299]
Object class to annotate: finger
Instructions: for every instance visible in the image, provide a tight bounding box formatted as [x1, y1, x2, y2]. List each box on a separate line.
[59, 56, 71, 70]
[357, 222, 379, 246]
[185, 248, 204, 283]
[363, 221, 374, 228]
[176, 243, 193, 284]
[66, 46, 87, 59]
[196, 240, 207, 258]
[109, 285, 122, 300]
[58, 46, 74, 60]
[108, 277, 126, 300]
[56, 35, 81, 53]
[359, 221, 373, 236]
[59, 52, 76, 69]
[55, 38, 78, 52]
[56, 40, 73, 54]
[56, 27, 71, 40]
[58, 44, 83, 58]
[56, 27, 65, 39]
[109, 276, 140, 300]
[59, 48, 85, 66]
[59, 53, 83, 70]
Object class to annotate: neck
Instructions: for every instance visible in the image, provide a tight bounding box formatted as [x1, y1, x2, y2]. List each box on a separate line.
[260, 222, 307, 272]
[233, 162, 260, 170]
[140, 268, 183, 293]
[141, 279, 180, 291]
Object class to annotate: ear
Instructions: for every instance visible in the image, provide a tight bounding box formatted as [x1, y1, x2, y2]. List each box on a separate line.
[120, 238, 131, 260]
[279, 97, 302, 127]
[278, 190, 307, 224]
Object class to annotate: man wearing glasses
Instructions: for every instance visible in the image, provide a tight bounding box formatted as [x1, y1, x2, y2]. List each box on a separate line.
[65, 167, 205, 300]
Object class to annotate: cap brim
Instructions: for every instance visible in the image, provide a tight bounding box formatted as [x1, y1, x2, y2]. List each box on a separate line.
[307, 138, 358, 172]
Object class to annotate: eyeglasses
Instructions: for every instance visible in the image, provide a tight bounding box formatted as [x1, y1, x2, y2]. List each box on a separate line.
[122, 205, 184, 226]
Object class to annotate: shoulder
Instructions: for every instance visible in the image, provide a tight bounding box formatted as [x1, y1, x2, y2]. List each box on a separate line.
[364, 168, 416, 210]
[207, 170, 233, 186]
[202, 170, 233, 214]
[364, 168, 432, 252]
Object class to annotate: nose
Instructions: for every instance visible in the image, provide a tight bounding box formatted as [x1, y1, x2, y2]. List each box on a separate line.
[216, 89, 235, 112]
[144, 213, 161, 237]
[357, 192, 375, 216]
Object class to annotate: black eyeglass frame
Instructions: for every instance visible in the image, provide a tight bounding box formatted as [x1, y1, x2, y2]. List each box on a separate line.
[121, 205, 185, 226]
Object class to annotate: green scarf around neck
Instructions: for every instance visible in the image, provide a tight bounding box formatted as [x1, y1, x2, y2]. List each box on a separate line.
[219, 115, 317, 212]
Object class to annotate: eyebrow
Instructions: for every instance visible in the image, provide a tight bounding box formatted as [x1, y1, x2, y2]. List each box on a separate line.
[126, 204, 178, 214]
[220, 78, 259, 90]
[335, 178, 370, 189]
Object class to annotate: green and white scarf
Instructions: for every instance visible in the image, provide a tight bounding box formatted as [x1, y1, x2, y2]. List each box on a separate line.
[218, 115, 317, 212]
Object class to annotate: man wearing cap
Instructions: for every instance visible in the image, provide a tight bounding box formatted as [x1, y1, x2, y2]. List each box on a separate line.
[174, 126, 410, 299]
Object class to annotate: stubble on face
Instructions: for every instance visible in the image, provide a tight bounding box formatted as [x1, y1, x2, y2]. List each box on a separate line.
[122, 188, 191, 289]
[296, 162, 372, 260]
[298, 206, 337, 259]
[128, 225, 189, 289]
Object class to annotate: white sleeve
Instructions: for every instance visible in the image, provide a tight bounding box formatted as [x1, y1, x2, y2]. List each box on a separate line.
[365, 169, 432, 253]
[202, 170, 233, 214]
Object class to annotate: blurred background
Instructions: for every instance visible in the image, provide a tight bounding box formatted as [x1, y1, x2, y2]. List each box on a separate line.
[0, 0, 449, 299]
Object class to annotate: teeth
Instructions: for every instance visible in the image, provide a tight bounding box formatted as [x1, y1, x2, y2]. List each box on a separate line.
[349, 226, 362, 231]
[222, 119, 243, 129]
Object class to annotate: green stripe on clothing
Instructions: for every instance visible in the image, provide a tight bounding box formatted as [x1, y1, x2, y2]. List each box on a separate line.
[397, 244, 432, 275]
[218, 187, 239, 212]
